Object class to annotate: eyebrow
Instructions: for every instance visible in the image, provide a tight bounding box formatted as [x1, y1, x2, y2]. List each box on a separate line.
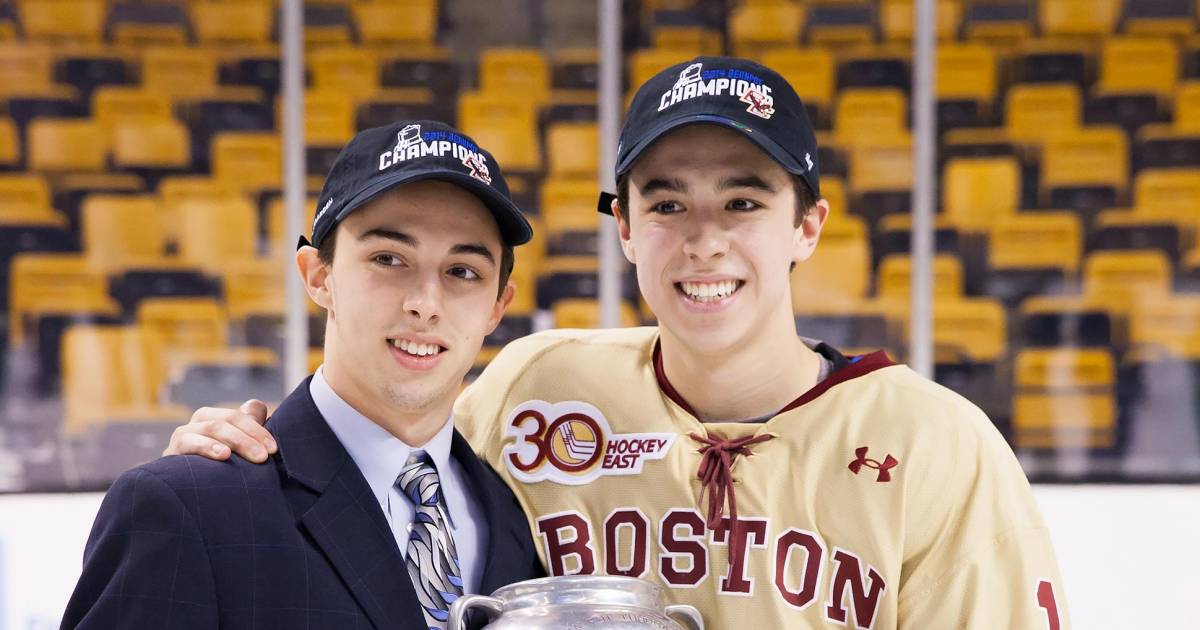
[358, 228, 495, 265]
[717, 175, 777, 194]
[638, 177, 687, 196]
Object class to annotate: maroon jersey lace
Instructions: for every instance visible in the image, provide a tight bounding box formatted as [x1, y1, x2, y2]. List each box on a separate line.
[688, 431, 774, 573]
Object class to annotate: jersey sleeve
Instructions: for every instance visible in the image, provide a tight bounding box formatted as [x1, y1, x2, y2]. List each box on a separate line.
[454, 331, 570, 467]
[897, 404, 1070, 630]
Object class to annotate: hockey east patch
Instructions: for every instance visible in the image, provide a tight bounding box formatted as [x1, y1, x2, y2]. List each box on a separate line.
[502, 400, 676, 485]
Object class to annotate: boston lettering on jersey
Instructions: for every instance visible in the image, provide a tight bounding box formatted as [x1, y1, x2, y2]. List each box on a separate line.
[535, 509, 886, 629]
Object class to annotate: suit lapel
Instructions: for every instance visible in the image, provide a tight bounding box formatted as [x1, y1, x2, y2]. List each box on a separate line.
[451, 429, 537, 594]
[271, 378, 427, 630]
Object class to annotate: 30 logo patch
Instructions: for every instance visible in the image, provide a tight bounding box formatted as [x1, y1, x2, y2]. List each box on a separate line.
[503, 400, 675, 485]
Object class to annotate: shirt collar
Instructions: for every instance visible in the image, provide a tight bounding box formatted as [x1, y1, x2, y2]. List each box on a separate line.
[309, 366, 457, 513]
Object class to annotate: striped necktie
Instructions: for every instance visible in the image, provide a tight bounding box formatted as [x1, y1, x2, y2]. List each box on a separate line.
[397, 451, 464, 629]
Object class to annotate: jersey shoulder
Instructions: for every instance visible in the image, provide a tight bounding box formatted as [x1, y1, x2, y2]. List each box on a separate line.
[846, 363, 1012, 458]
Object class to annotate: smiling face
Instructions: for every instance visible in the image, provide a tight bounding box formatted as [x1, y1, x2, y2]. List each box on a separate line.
[303, 180, 513, 423]
[613, 124, 827, 357]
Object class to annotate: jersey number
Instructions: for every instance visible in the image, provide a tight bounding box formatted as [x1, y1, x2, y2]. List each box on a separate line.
[1037, 579, 1061, 630]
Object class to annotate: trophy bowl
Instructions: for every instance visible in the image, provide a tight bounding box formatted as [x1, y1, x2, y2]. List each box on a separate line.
[448, 574, 704, 629]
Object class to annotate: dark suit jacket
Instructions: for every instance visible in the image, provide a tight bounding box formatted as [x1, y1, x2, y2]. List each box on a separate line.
[62, 377, 543, 629]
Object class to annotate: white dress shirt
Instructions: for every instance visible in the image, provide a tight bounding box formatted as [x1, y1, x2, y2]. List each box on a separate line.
[309, 367, 487, 594]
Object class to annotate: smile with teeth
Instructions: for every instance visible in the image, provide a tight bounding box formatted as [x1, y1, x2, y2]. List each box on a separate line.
[390, 338, 444, 357]
[678, 280, 742, 302]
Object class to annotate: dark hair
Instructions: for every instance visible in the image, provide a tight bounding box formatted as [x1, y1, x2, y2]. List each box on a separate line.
[316, 226, 515, 300]
[614, 172, 817, 226]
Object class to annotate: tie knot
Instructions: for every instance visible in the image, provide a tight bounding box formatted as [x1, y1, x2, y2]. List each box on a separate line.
[398, 451, 442, 508]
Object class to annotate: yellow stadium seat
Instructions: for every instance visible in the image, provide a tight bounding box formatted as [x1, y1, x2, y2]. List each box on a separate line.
[936, 42, 998, 113]
[1173, 81, 1200, 133]
[1130, 294, 1200, 356]
[628, 49, 689, 90]
[310, 48, 380, 101]
[942, 156, 1020, 232]
[141, 47, 220, 100]
[178, 195, 260, 273]
[8, 254, 119, 346]
[1124, 4, 1196, 37]
[729, 3, 804, 57]
[28, 119, 106, 172]
[877, 253, 965, 299]
[18, 0, 104, 43]
[298, 91, 356, 145]
[880, 0, 962, 41]
[806, 2, 877, 47]
[191, 0, 272, 44]
[547, 122, 598, 179]
[653, 25, 721, 56]
[223, 259, 285, 319]
[819, 176, 849, 225]
[266, 195, 318, 257]
[1097, 37, 1179, 101]
[82, 195, 169, 272]
[138, 297, 229, 355]
[355, 0, 437, 45]
[1132, 168, 1200, 239]
[540, 177, 594, 227]
[0, 174, 52, 221]
[457, 92, 541, 172]
[931, 297, 1007, 363]
[1013, 348, 1116, 449]
[791, 215, 870, 306]
[62, 324, 175, 433]
[551, 298, 638, 329]
[849, 133, 913, 194]
[0, 116, 18, 167]
[834, 88, 908, 147]
[0, 43, 54, 96]
[157, 176, 244, 241]
[111, 15, 189, 48]
[1040, 126, 1128, 203]
[761, 48, 835, 116]
[112, 119, 191, 170]
[989, 212, 1083, 277]
[480, 48, 550, 103]
[1005, 83, 1082, 145]
[1038, 0, 1120, 37]
[964, 0, 1034, 42]
[1083, 249, 1173, 305]
[93, 87, 175, 142]
[212, 132, 282, 192]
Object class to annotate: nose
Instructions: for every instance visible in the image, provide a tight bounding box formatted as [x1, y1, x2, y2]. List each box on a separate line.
[681, 217, 730, 263]
[401, 274, 442, 325]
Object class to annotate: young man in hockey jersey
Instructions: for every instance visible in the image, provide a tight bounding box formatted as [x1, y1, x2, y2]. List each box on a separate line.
[164, 57, 1069, 628]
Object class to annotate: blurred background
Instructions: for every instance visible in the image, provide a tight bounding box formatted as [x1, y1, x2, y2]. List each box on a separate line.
[0, 0, 1197, 627]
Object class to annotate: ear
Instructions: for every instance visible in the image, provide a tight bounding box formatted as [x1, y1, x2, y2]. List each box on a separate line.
[611, 199, 636, 264]
[792, 198, 830, 264]
[485, 280, 516, 334]
[296, 245, 333, 312]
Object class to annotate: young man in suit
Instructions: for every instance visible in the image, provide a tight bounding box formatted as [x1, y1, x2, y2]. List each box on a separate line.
[62, 120, 543, 630]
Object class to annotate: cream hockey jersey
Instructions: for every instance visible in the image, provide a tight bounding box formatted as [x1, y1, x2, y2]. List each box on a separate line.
[455, 327, 1069, 629]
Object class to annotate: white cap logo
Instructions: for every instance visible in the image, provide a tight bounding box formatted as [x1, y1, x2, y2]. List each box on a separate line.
[395, 124, 422, 151]
[674, 62, 703, 90]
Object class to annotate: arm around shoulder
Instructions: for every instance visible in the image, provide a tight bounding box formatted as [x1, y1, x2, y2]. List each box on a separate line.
[61, 464, 219, 630]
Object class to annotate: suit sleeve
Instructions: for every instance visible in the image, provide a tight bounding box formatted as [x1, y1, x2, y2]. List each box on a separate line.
[61, 467, 219, 629]
[897, 407, 1071, 630]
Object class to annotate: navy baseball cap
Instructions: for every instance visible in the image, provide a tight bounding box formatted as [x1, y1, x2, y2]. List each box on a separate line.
[599, 56, 820, 214]
[301, 120, 533, 249]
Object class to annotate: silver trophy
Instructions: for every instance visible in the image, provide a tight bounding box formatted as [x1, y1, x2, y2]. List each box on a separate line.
[448, 575, 704, 629]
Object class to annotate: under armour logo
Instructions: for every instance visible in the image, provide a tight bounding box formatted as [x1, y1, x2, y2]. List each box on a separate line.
[848, 446, 899, 483]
